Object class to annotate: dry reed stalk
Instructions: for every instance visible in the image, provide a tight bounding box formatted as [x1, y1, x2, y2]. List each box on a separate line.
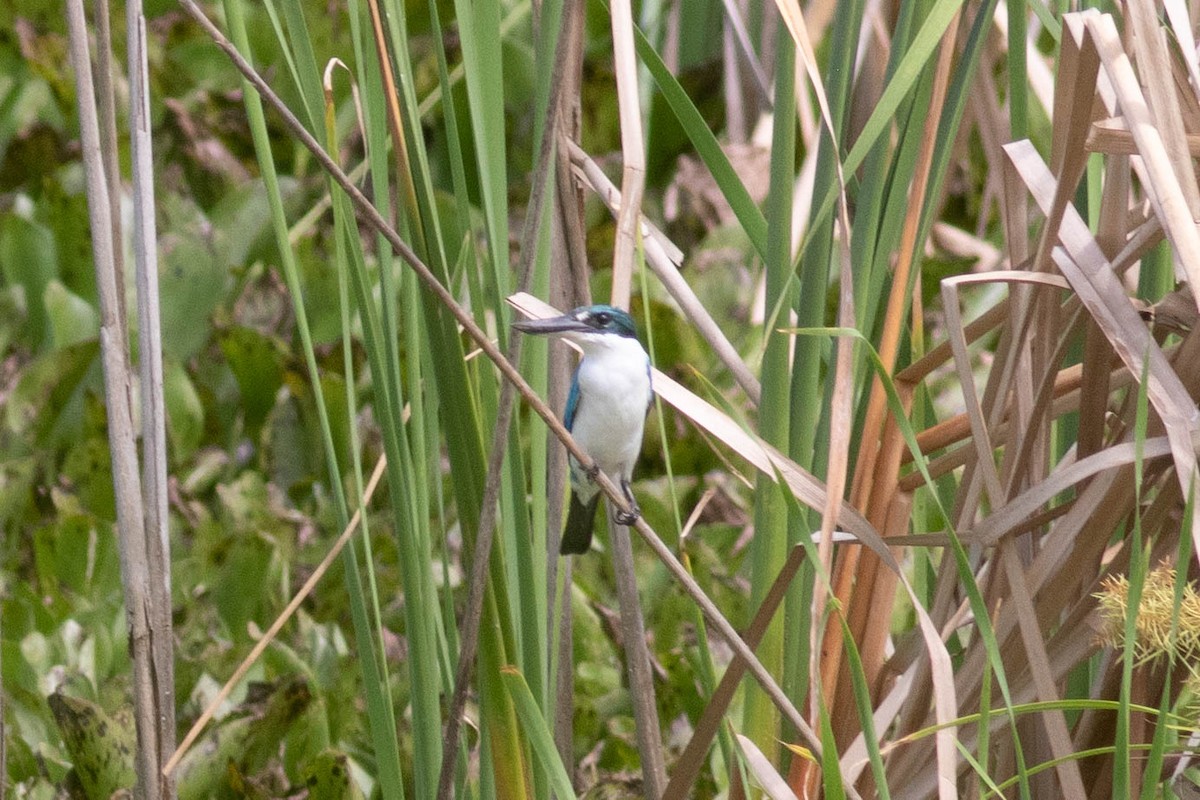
[608, 0, 646, 311]
[128, 0, 175, 786]
[884, 6, 1200, 793]
[66, 2, 170, 797]
[548, 0, 587, 776]
[603, 3, 665, 794]
[812, 12, 963, 796]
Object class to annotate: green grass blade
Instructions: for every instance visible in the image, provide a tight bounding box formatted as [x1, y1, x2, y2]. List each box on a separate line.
[1116, 354, 1153, 800]
[370, 1, 532, 795]
[1140, 483, 1196, 798]
[839, 615, 890, 800]
[790, 0, 864, 480]
[221, 2, 411, 796]
[450, 0, 512, 312]
[816, 690, 846, 800]
[742, 22, 796, 765]
[801, 0, 967, 270]
[842, 0, 964, 175]
[501, 667, 577, 800]
[630, 14, 768, 260]
[1007, 0, 1028, 140]
[326, 82, 407, 799]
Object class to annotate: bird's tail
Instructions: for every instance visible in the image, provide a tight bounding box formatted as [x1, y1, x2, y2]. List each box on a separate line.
[561, 493, 600, 555]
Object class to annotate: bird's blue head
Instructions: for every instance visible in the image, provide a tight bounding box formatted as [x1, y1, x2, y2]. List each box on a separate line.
[513, 304, 639, 340]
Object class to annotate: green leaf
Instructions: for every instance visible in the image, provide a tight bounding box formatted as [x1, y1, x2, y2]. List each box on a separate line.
[176, 678, 314, 800]
[500, 667, 577, 800]
[60, 433, 117, 521]
[0, 284, 29, 355]
[4, 339, 98, 449]
[208, 179, 278, 269]
[212, 472, 288, 630]
[47, 692, 136, 800]
[0, 213, 58, 348]
[164, 359, 205, 462]
[159, 225, 227, 361]
[218, 325, 287, 434]
[33, 514, 94, 598]
[43, 279, 97, 349]
[302, 749, 366, 800]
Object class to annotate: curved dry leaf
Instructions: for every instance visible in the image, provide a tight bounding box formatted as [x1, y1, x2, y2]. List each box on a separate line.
[966, 437, 1172, 546]
[1003, 140, 1199, 511]
[736, 734, 800, 800]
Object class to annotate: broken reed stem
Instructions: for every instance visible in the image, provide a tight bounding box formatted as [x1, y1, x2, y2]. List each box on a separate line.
[607, 0, 645, 310]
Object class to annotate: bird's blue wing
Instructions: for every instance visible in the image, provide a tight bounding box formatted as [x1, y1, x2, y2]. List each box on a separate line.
[564, 367, 582, 431]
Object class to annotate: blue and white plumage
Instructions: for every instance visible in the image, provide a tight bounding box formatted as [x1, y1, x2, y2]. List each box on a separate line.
[514, 305, 652, 554]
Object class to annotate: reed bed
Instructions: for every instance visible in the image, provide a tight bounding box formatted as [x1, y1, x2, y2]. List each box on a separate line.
[55, 0, 1200, 797]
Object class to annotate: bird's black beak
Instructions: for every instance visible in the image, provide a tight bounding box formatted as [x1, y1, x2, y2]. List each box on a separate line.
[512, 314, 591, 335]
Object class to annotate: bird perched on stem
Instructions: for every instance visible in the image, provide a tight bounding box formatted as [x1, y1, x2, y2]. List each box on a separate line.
[514, 304, 652, 554]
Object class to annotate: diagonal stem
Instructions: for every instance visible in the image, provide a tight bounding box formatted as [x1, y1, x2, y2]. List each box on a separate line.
[663, 543, 807, 800]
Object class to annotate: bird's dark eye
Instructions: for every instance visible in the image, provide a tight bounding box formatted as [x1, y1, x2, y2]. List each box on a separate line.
[594, 311, 612, 326]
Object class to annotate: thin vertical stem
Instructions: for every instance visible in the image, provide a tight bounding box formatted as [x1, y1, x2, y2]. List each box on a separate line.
[127, 1, 175, 791]
[608, 0, 646, 308]
[609, 513, 667, 798]
[66, 3, 162, 798]
[93, 0, 126, 339]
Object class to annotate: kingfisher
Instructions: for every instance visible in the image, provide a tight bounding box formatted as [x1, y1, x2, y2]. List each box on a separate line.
[514, 304, 653, 554]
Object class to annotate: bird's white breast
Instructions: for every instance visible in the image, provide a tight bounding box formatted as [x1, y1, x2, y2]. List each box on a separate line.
[569, 334, 651, 482]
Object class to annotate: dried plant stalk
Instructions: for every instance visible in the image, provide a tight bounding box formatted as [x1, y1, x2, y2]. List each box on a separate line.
[884, 6, 1200, 794]
[66, 2, 168, 798]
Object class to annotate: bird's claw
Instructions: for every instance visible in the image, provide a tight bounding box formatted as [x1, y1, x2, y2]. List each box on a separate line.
[615, 478, 640, 526]
[614, 506, 640, 526]
[584, 461, 601, 481]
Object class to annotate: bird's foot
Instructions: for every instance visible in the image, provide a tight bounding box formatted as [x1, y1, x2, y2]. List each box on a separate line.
[615, 478, 640, 526]
[614, 506, 641, 526]
[584, 461, 601, 481]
